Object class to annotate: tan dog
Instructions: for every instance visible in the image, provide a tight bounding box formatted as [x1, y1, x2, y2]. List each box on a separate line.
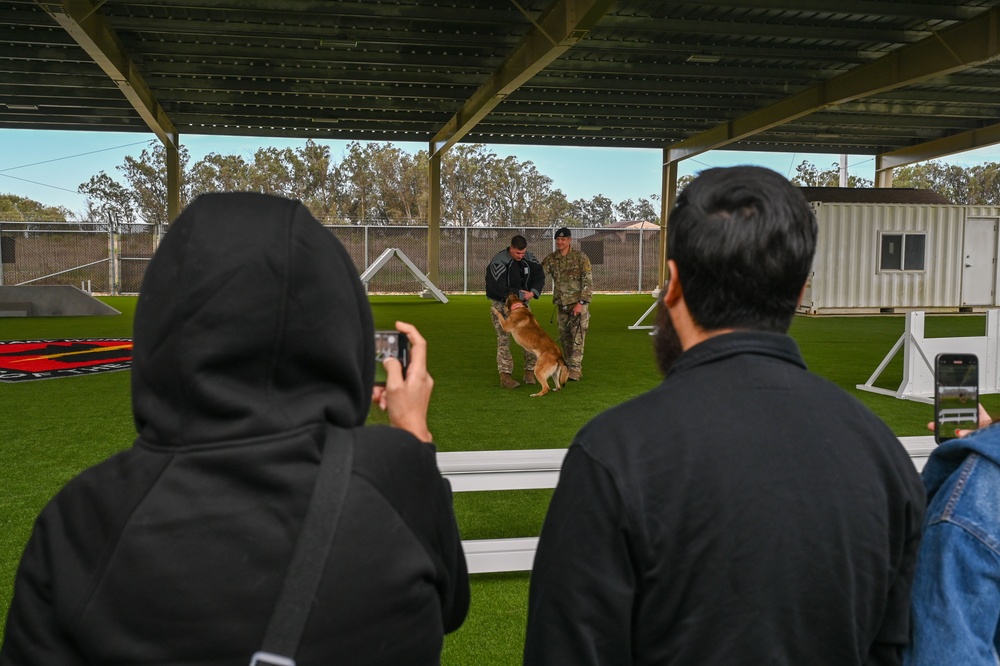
[492, 293, 570, 397]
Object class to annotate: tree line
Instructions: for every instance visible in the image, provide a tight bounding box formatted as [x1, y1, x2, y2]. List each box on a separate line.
[6, 147, 1000, 227]
[75, 140, 660, 229]
[788, 158, 1000, 204]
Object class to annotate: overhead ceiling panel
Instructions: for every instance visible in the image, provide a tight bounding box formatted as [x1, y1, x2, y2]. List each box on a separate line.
[3, 0, 1000, 158]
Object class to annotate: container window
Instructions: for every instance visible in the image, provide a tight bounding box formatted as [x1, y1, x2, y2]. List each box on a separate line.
[880, 234, 902, 271]
[879, 232, 925, 272]
[903, 233, 926, 270]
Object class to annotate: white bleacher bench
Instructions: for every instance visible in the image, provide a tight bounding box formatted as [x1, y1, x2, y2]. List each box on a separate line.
[440, 436, 937, 574]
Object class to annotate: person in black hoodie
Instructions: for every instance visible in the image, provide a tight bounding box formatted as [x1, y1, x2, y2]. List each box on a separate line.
[0, 193, 469, 665]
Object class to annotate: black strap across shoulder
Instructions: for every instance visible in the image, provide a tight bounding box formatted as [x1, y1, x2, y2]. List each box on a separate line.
[249, 427, 355, 666]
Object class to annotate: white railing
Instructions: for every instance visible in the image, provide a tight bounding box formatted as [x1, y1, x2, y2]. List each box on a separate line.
[443, 436, 937, 574]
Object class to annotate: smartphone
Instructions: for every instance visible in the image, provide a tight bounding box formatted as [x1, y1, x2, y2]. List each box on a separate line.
[934, 353, 980, 444]
[374, 330, 408, 386]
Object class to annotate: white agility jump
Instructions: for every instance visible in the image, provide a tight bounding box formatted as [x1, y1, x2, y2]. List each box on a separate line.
[857, 310, 999, 403]
[439, 437, 936, 574]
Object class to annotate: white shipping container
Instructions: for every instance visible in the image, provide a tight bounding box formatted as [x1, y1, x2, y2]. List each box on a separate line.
[801, 203, 1000, 315]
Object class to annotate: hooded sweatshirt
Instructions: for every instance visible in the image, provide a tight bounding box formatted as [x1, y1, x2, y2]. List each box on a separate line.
[905, 422, 1000, 665]
[0, 193, 468, 666]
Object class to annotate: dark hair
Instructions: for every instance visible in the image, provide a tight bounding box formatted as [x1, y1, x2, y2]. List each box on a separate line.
[667, 166, 817, 333]
[510, 235, 527, 250]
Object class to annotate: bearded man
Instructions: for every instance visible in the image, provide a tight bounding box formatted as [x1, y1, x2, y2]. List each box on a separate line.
[523, 166, 925, 666]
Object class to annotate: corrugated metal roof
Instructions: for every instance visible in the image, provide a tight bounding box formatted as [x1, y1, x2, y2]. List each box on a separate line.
[4, 0, 1000, 158]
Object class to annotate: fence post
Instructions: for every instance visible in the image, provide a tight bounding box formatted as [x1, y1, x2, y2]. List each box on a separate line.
[463, 226, 469, 294]
[364, 224, 369, 268]
[0, 220, 4, 287]
[638, 229, 644, 293]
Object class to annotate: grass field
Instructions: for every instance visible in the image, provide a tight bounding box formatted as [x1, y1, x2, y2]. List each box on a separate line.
[1, 295, 997, 663]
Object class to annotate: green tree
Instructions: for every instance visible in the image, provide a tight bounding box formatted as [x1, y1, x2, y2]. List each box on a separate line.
[790, 160, 872, 188]
[78, 172, 136, 229]
[119, 143, 191, 228]
[571, 194, 614, 227]
[441, 144, 492, 226]
[0, 194, 71, 222]
[890, 160, 1000, 204]
[188, 153, 254, 196]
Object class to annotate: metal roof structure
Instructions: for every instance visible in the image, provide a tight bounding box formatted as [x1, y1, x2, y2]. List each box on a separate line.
[6, 0, 1000, 283]
[5, 0, 1000, 167]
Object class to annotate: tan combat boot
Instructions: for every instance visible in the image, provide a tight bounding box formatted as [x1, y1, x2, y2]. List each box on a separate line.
[568, 369, 582, 381]
[522, 370, 536, 385]
[500, 372, 520, 388]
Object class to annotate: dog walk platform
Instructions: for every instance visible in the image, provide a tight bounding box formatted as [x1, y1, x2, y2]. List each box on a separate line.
[0, 286, 120, 317]
[441, 436, 936, 574]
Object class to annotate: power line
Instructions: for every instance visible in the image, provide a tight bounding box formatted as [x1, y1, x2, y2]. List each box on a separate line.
[0, 172, 80, 195]
[0, 140, 150, 173]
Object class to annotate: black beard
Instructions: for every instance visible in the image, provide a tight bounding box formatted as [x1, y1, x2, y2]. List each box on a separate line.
[653, 300, 684, 376]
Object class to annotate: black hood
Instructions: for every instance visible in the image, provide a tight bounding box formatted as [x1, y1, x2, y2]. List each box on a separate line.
[131, 192, 374, 447]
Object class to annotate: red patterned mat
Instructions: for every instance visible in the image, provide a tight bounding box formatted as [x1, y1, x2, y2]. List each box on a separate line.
[0, 339, 132, 383]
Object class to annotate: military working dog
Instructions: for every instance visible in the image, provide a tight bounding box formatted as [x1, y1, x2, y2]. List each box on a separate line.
[492, 293, 570, 397]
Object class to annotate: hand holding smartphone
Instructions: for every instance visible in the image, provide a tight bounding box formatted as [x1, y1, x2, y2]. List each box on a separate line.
[934, 353, 980, 444]
[374, 330, 409, 386]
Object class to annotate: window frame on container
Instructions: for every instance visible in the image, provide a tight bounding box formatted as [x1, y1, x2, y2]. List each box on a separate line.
[878, 231, 926, 273]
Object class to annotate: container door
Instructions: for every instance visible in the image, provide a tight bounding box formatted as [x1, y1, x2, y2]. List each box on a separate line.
[962, 217, 998, 306]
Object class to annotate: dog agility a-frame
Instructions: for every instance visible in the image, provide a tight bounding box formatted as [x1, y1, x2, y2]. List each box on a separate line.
[360, 248, 448, 303]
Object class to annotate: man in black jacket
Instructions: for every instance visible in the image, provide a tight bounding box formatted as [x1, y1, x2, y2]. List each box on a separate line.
[523, 167, 924, 665]
[485, 234, 545, 388]
[1, 193, 468, 666]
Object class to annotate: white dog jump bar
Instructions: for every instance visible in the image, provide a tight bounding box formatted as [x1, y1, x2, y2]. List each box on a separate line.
[441, 436, 937, 574]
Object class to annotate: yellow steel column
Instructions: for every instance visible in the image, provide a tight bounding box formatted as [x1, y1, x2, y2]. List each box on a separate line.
[428, 147, 442, 284]
[875, 155, 894, 188]
[166, 140, 181, 222]
[658, 152, 678, 288]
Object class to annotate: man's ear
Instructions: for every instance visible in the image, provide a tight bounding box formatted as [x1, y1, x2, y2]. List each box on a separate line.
[663, 260, 683, 308]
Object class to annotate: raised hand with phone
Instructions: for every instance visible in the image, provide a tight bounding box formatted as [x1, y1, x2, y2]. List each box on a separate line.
[371, 321, 434, 443]
[931, 353, 988, 440]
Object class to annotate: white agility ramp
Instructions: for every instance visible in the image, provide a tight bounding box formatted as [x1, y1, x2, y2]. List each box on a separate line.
[360, 247, 448, 303]
[857, 310, 999, 403]
[440, 437, 937, 574]
[629, 289, 662, 330]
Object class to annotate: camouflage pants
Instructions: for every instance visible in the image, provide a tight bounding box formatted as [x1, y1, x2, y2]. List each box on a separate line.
[491, 300, 536, 374]
[556, 304, 589, 372]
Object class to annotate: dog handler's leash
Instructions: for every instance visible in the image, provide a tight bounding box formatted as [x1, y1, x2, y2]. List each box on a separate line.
[249, 427, 355, 666]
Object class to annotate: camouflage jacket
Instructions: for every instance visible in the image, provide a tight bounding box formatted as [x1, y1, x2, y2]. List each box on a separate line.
[542, 247, 593, 307]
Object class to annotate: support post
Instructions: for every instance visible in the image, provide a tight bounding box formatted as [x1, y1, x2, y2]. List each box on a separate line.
[659, 154, 678, 289]
[428, 148, 442, 285]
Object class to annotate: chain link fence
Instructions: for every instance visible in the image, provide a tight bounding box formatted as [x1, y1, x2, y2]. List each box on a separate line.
[0, 221, 660, 295]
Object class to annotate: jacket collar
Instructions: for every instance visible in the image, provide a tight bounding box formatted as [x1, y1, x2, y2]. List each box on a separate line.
[666, 330, 807, 378]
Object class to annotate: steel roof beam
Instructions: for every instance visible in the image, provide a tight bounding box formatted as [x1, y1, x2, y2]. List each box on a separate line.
[429, 0, 618, 157]
[877, 123, 1000, 173]
[666, 6, 1000, 164]
[32, 0, 178, 150]
[667, 0, 982, 21]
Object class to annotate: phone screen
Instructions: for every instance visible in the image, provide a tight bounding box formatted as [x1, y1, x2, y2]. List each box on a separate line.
[934, 353, 979, 443]
[374, 330, 408, 386]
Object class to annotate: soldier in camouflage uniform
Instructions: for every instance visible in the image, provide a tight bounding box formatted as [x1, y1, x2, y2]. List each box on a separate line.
[541, 227, 593, 381]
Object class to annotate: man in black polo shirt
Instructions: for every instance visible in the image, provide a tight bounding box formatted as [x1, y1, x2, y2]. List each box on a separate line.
[524, 167, 924, 665]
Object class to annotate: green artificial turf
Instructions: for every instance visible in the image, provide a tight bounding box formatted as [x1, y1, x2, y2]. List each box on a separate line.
[2, 294, 998, 662]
